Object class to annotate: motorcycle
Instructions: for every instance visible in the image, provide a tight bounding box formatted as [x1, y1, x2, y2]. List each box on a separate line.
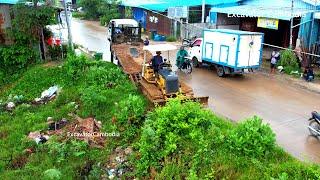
[177, 57, 192, 74]
[308, 111, 320, 137]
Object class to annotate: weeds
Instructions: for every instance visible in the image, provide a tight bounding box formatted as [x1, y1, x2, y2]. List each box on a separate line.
[0, 55, 146, 178]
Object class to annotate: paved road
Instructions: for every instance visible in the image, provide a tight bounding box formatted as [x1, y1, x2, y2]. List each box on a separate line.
[69, 19, 320, 163]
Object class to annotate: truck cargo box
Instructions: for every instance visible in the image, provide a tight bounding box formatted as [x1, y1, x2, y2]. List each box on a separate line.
[201, 29, 264, 70]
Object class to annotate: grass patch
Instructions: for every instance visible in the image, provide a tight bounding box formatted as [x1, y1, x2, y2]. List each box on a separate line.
[166, 35, 177, 42]
[0, 55, 147, 178]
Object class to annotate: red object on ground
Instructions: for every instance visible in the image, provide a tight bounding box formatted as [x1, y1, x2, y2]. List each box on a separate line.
[55, 39, 61, 46]
[47, 37, 54, 46]
[47, 37, 61, 46]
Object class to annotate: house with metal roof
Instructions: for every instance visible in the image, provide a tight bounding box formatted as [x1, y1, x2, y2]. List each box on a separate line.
[210, 0, 320, 49]
[122, 0, 241, 12]
[0, 0, 19, 44]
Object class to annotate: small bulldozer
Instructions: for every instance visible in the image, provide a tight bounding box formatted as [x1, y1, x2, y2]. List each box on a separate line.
[139, 44, 209, 105]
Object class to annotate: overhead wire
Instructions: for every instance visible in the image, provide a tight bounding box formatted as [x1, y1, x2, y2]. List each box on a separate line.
[136, 3, 320, 58]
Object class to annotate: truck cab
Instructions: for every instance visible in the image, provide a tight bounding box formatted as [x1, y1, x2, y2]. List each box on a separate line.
[188, 38, 203, 67]
[107, 19, 139, 42]
[188, 29, 264, 77]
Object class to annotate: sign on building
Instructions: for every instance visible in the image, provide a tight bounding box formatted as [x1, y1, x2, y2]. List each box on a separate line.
[149, 16, 159, 23]
[257, 18, 279, 30]
[168, 6, 188, 18]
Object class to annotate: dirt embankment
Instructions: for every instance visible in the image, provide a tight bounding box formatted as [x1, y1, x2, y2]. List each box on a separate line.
[112, 43, 153, 74]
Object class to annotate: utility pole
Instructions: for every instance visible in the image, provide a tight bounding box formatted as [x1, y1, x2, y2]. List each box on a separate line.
[202, 0, 205, 23]
[289, 0, 294, 49]
[63, 0, 74, 51]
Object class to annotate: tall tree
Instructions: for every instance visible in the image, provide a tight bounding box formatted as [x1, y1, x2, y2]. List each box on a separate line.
[79, 0, 120, 26]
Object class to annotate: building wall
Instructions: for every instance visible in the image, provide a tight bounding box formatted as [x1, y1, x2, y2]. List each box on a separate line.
[0, 4, 12, 44]
[146, 10, 172, 35]
[215, 13, 240, 29]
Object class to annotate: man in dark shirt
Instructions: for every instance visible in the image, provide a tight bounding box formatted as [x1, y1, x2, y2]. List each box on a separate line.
[303, 67, 315, 82]
[151, 51, 163, 73]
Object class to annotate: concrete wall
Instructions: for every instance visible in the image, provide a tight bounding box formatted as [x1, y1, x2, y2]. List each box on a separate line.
[180, 23, 215, 39]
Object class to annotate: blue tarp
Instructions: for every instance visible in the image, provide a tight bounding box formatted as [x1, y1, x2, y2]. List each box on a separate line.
[298, 12, 319, 48]
[0, 0, 19, 4]
[121, 0, 241, 12]
[133, 7, 147, 28]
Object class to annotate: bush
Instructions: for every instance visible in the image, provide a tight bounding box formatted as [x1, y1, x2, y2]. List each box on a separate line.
[228, 116, 276, 158]
[278, 50, 300, 73]
[64, 55, 89, 82]
[136, 99, 223, 177]
[166, 36, 177, 42]
[72, 12, 85, 19]
[0, 45, 37, 74]
[48, 45, 68, 61]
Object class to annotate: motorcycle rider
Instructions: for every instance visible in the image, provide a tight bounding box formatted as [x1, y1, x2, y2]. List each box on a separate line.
[176, 46, 188, 69]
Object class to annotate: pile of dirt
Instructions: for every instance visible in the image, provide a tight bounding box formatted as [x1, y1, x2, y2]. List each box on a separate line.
[48, 116, 105, 148]
[112, 43, 153, 74]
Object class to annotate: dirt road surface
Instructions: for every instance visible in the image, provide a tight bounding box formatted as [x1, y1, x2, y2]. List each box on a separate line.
[71, 19, 320, 163]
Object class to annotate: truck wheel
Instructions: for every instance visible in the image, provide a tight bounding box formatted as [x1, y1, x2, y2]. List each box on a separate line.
[217, 66, 225, 77]
[192, 57, 200, 68]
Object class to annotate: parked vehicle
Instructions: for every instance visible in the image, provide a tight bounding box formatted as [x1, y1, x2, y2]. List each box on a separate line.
[308, 111, 320, 137]
[107, 19, 140, 43]
[188, 29, 264, 77]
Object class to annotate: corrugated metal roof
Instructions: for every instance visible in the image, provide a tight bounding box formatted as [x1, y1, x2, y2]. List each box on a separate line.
[122, 0, 242, 11]
[210, 5, 315, 20]
[302, 0, 320, 6]
[0, 0, 19, 4]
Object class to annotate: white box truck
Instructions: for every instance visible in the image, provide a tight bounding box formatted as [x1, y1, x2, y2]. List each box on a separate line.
[188, 29, 264, 77]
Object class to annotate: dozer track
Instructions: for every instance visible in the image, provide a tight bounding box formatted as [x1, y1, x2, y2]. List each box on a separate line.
[139, 79, 209, 106]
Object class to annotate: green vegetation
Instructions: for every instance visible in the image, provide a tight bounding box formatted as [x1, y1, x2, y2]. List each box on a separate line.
[278, 50, 300, 74]
[1, 3, 55, 85]
[135, 100, 320, 179]
[0, 55, 147, 178]
[78, 0, 120, 26]
[0, 54, 319, 178]
[166, 35, 177, 42]
[125, 7, 133, 18]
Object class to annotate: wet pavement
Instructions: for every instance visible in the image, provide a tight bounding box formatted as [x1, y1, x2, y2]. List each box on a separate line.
[71, 18, 111, 61]
[70, 19, 320, 163]
[179, 67, 320, 163]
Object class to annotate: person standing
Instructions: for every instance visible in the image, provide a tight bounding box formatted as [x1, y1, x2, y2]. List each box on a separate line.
[270, 50, 280, 74]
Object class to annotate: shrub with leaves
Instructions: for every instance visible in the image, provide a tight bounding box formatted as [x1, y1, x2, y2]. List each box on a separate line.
[64, 55, 89, 82]
[0, 45, 37, 75]
[228, 116, 276, 158]
[166, 36, 177, 42]
[44, 168, 62, 180]
[278, 50, 300, 74]
[136, 99, 223, 177]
